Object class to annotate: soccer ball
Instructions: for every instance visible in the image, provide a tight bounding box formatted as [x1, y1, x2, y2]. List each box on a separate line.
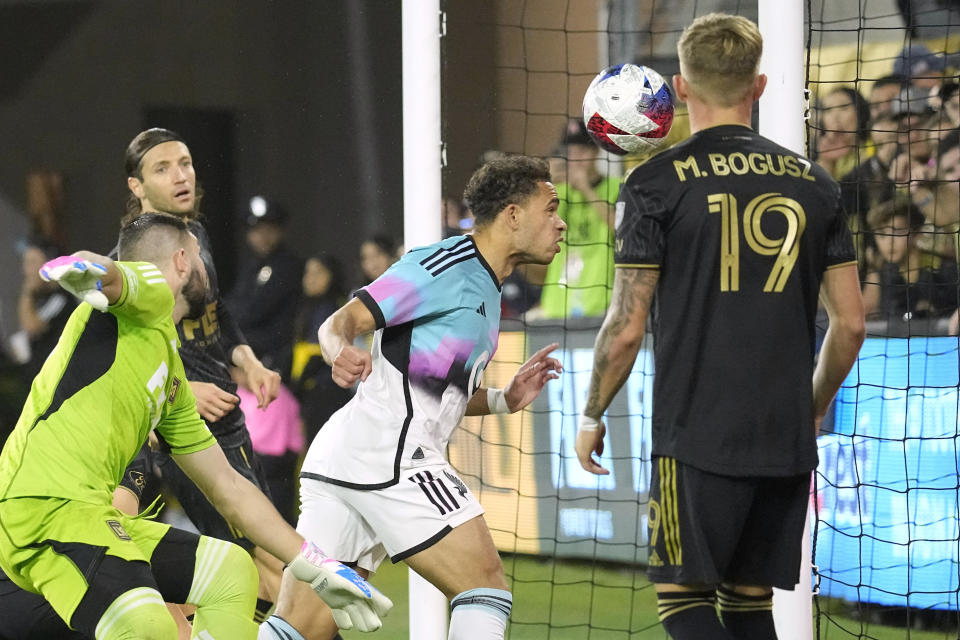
[582, 63, 674, 155]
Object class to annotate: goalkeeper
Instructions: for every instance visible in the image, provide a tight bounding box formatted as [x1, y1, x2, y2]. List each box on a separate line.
[0, 213, 391, 640]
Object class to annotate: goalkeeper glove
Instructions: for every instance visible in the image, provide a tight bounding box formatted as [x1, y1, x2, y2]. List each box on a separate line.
[39, 256, 109, 312]
[287, 541, 393, 631]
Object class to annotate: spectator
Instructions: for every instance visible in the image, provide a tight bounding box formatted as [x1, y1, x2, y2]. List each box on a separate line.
[291, 254, 353, 443]
[814, 86, 872, 179]
[915, 128, 960, 261]
[359, 233, 399, 285]
[442, 195, 473, 238]
[893, 43, 947, 90]
[885, 86, 939, 202]
[840, 104, 899, 227]
[24, 169, 67, 253]
[500, 268, 543, 320]
[9, 239, 75, 381]
[862, 198, 957, 329]
[538, 119, 619, 319]
[868, 74, 908, 121]
[938, 81, 960, 128]
[227, 196, 303, 374]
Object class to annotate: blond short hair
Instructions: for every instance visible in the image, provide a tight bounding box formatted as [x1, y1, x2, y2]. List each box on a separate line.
[677, 13, 763, 107]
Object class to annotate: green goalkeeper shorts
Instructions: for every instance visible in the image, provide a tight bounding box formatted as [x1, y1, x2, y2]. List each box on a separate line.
[0, 496, 170, 627]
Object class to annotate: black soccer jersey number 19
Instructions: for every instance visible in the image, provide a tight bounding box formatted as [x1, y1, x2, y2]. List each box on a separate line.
[707, 191, 806, 293]
[614, 124, 857, 478]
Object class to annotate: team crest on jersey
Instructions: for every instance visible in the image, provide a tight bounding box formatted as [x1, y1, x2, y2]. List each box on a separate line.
[167, 376, 182, 404]
[127, 470, 146, 493]
[106, 519, 131, 541]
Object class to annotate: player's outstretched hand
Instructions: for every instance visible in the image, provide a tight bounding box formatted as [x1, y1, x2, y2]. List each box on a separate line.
[575, 417, 610, 475]
[288, 541, 393, 631]
[331, 345, 372, 389]
[39, 256, 110, 311]
[503, 342, 562, 412]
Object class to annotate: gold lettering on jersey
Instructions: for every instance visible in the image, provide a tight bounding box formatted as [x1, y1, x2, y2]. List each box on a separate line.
[684, 153, 815, 182]
[783, 155, 802, 178]
[748, 153, 768, 175]
[708, 193, 740, 291]
[709, 153, 730, 176]
[181, 302, 219, 342]
[743, 194, 807, 292]
[647, 498, 662, 551]
[765, 153, 787, 176]
[673, 155, 703, 181]
[201, 302, 218, 337]
[707, 192, 807, 293]
[727, 152, 750, 175]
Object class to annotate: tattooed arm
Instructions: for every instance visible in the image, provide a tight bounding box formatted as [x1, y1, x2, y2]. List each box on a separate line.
[575, 267, 659, 474]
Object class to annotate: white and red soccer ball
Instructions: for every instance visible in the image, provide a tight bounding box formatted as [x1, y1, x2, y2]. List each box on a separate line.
[582, 63, 674, 155]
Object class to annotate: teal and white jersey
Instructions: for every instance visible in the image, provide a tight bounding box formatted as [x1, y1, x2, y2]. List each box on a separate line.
[0, 262, 215, 505]
[301, 236, 502, 489]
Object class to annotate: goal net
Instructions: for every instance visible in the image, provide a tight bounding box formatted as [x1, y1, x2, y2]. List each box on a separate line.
[436, 1, 960, 638]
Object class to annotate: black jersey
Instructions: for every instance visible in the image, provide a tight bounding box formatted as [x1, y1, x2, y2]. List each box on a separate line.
[175, 220, 248, 439]
[615, 124, 857, 477]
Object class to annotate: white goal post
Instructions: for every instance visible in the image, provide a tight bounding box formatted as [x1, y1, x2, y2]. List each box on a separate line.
[402, 1, 448, 638]
[758, 1, 815, 638]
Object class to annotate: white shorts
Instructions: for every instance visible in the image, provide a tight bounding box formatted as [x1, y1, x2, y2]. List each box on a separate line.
[296, 463, 485, 573]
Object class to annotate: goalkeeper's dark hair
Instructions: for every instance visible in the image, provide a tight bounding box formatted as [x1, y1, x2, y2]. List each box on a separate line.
[463, 155, 552, 227]
[118, 213, 191, 264]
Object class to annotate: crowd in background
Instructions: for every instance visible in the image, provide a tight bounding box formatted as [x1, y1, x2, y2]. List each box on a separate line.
[813, 43, 960, 335]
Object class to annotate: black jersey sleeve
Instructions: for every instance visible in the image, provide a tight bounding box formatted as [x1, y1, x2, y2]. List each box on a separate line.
[217, 297, 248, 361]
[118, 444, 151, 501]
[614, 165, 669, 268]
[824, 185, 858, 268]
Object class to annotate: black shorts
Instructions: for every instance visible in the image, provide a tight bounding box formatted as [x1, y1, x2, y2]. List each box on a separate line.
[0, 572, 85, 639]
[156, 429, 270, 551]
[646, 456, 809, 590]
[0, 527, 198, 640]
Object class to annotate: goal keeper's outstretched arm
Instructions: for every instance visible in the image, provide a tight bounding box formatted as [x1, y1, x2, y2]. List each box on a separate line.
[173, 444, 393, 631]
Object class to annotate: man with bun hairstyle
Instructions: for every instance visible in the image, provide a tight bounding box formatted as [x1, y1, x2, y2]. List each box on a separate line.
[121, 128, 285, 622]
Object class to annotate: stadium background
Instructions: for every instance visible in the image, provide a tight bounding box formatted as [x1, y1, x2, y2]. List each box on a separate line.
[2, 0, 960, 638]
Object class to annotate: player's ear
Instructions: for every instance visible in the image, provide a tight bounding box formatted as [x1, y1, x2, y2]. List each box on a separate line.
[172, 247, 189, 278]
[672, 75, 688, 102]
[128, 176, 144, 199]
[504, 203, 522, 230]
[753, 74, 768, 101]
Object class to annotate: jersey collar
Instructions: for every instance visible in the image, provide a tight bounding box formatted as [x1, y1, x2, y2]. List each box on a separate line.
[467, 235, 502, 291]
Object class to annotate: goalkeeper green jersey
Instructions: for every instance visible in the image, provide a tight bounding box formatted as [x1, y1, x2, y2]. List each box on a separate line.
[0, 261, 215, 505]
